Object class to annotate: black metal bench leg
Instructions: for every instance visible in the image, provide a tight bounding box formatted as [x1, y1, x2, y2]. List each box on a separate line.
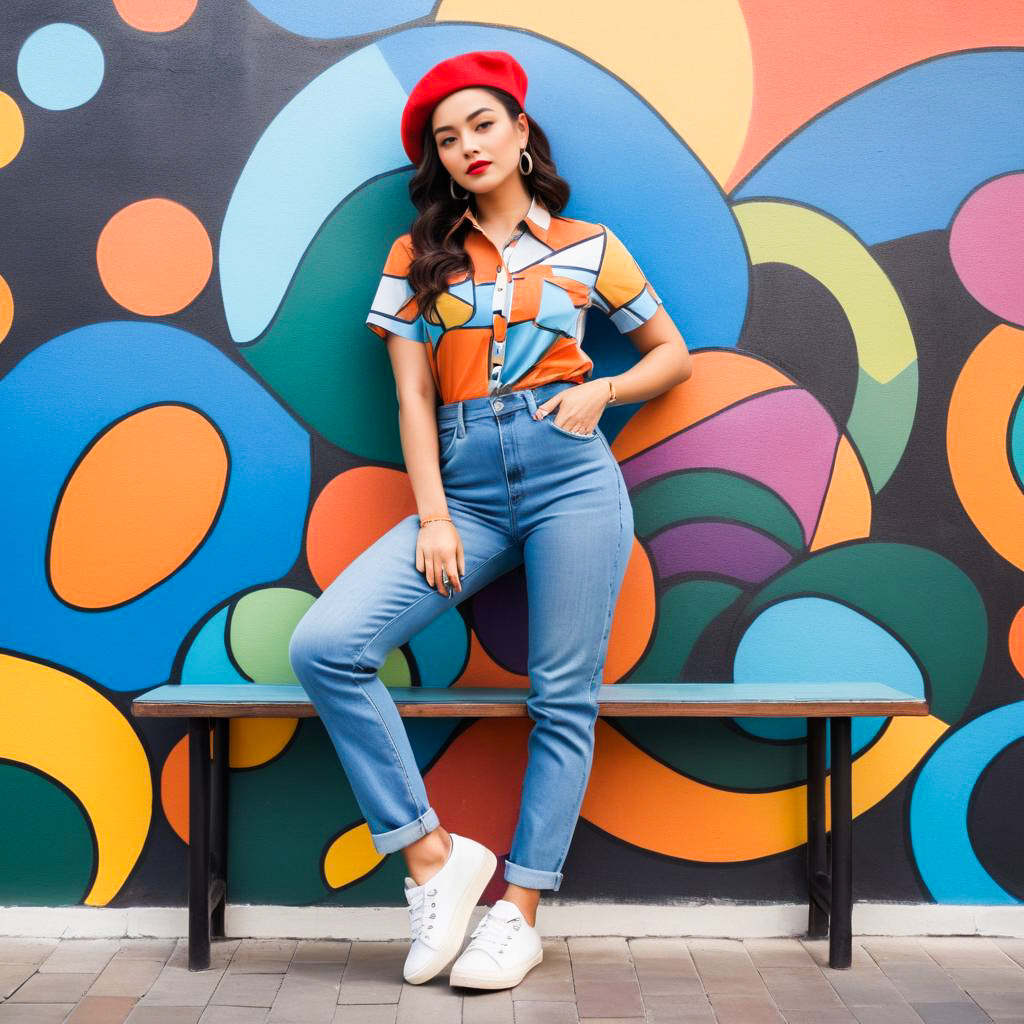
[210, 718, 229, 940]
[806, 717, 829, 939]
[188, 717, 212, 971]
[829, 715, 853, 969]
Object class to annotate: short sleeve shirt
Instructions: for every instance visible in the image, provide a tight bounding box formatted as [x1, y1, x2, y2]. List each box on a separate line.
[365, 194, 662, 405]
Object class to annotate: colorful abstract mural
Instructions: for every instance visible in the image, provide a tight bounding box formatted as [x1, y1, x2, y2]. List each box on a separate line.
[1, 2, 1022, 913]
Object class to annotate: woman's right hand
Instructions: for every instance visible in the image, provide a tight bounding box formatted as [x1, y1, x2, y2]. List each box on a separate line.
[416, 520, 464, 596]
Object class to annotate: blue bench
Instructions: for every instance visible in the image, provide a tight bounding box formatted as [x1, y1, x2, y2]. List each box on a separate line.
[131, 681, 929, 972]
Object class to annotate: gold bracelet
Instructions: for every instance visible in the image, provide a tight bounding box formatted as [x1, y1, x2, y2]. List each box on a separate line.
[606, 377, 617, 404]
[419, 516, 453, 528]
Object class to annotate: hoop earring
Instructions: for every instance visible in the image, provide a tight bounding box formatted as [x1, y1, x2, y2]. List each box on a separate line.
[450, 176, 469, 200]
[519, 149, 534, 175]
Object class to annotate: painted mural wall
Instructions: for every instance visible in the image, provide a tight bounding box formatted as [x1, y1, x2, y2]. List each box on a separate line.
[1, 2, 1023, 914]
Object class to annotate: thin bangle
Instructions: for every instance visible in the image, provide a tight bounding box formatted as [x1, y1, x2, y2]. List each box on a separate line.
[419, 516, 452, 528]
[606, 377, 617, 404]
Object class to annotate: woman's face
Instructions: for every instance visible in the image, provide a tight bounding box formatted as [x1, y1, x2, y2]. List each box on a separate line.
[430, 87, 528, 193]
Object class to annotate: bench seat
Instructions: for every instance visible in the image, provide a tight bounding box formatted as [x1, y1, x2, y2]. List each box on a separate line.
[131, 680, 929, 973]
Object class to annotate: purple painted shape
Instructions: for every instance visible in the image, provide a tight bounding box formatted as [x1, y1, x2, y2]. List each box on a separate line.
[648, 521, 793, 583]
[621, 388, 839, 543]
[949, 172, 1024, 326]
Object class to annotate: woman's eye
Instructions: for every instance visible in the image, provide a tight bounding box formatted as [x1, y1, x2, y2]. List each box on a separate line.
[476, 121, 492, 130]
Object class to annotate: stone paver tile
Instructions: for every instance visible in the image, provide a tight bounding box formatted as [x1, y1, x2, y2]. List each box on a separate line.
[87, 956, 166, 998]
[758, 965, 849, 1011]
[781, 1011, 858, 1023]
[198, 1007, 270, 1024]
[907, 1003, 993, 1023]
[566, 938, 632, 965]
[8, 972, 96, 1003]
[860, 940, 935, 965]
[572, 976, 644, 1020]
[134, 963, 226, 1006]
[232, 942, 296, 966]
[38, 941, 121, 975]
[993, 938, 1024, 971]
[332, 1004, 397, 1023]
[627, 938, 701, 995]
[705, 991, 785, 1023]
[917, 939, 1015, 969]
[577, 1018, 646, 1023]
[0, 939, 60, 965]
[0, 1005, 77, 1023]
[961, 987, 1024, 1019]
[872, 962, 975, 1004]
[115, 941, 176, 963]
[337, 942, 405, 1005]
[826, 968, 916, 1007]
[209, 970, 283, 1007]
[688, 946, 767, 995]
[292, 942, 350, 965]
[508, 940, 574, 1003]
[949, 966, 1024, 991]
[511, 1001, 579, 1024]
[66, 995, 139, 1023]
[394, 977, 462, 1023]
[461, 987, 514, 1023]
[642, 992, 717, 1023]
[744, 939, 817, 968]
[0, 963, 36, 999]
[124, 1006, 204, 1023]
[267, 961, 343, 1023]
[849, 1007, 926, 1024]
[165, 940, 238, 972]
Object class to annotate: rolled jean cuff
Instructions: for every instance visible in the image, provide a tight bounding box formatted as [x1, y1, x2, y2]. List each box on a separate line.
[370, 806, 440, 854]
[504, 857, 563, 891]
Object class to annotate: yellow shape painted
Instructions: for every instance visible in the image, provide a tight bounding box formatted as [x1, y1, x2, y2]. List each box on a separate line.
[0, 654, 152, 905]
[436, 0, 752, 186]
[324, 822, 386, 890]
[229, 718, 299, 770]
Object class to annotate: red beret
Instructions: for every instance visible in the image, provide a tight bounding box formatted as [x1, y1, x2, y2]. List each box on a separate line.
[401, 50, 528, 166]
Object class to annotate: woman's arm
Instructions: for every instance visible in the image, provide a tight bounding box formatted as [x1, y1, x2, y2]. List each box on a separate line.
[385, 333, 449, 522]
[384, 333, 464, 595]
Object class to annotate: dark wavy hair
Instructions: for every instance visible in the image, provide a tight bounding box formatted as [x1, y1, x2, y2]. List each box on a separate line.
[405, 86, 570, 325]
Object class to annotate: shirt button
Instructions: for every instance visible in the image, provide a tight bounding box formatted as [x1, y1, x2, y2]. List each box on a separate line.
[493, 400, 504, 411]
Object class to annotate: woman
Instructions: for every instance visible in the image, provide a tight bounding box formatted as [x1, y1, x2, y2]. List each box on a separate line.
[288, 49, 692, 991]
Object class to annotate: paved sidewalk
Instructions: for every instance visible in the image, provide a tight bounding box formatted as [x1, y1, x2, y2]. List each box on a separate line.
[1, 934, 1023, 1022]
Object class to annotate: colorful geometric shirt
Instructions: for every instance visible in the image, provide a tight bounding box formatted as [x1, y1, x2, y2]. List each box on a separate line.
[365, 194, 662, 405]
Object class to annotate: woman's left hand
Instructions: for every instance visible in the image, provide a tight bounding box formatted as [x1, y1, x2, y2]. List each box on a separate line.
[533, 380, 609, 435]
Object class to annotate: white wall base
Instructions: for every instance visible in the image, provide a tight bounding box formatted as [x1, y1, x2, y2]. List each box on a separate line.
[2, 903, 1024, 940]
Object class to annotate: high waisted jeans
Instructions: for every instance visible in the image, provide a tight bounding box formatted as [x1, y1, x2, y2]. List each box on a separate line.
[287, 378, 634, 891]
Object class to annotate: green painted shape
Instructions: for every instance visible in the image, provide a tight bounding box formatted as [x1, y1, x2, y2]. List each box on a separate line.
[622, 579, 744, 685]
[0, 764, 93, 905]
[230, 587, 316, 684]
[241, 171, 416, 463]
[227, 716, 406, 904]
[746, 542, 986, 724]
[632, 470, 806, 550]
[848, 361, 919, 491]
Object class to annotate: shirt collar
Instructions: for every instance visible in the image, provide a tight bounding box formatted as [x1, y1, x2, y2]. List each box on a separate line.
[456, 192, 552, 247]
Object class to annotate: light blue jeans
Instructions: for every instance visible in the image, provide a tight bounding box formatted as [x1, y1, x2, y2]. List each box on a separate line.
[287, 379, 633, 891]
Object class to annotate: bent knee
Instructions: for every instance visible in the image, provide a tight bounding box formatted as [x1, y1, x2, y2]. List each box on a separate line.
[288, 614, 365, 685]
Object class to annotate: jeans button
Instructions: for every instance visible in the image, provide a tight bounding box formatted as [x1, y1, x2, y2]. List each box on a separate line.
[493, 400, 504, 411]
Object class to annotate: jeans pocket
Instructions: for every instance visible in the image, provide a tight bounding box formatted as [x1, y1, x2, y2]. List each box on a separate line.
[545, 416, 599, 441]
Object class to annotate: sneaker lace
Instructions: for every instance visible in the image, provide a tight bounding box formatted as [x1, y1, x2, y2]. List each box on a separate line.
[407, 885, 439, 944]
[468, 909, 523, 956]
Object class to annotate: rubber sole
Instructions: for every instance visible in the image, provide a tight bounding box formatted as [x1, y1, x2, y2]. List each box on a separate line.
[403, 842, 498, 985]
[449, 946, 544, 989]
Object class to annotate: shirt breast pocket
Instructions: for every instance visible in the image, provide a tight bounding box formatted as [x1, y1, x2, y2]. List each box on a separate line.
[531, 274, 591, 338]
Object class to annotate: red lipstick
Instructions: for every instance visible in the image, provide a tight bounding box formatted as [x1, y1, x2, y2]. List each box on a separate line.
[467, 161, 491, 175]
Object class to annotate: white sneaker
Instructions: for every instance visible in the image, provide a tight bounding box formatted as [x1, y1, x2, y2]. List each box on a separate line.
[402, 832, 497, 985]
[448, 899, 544, 989]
